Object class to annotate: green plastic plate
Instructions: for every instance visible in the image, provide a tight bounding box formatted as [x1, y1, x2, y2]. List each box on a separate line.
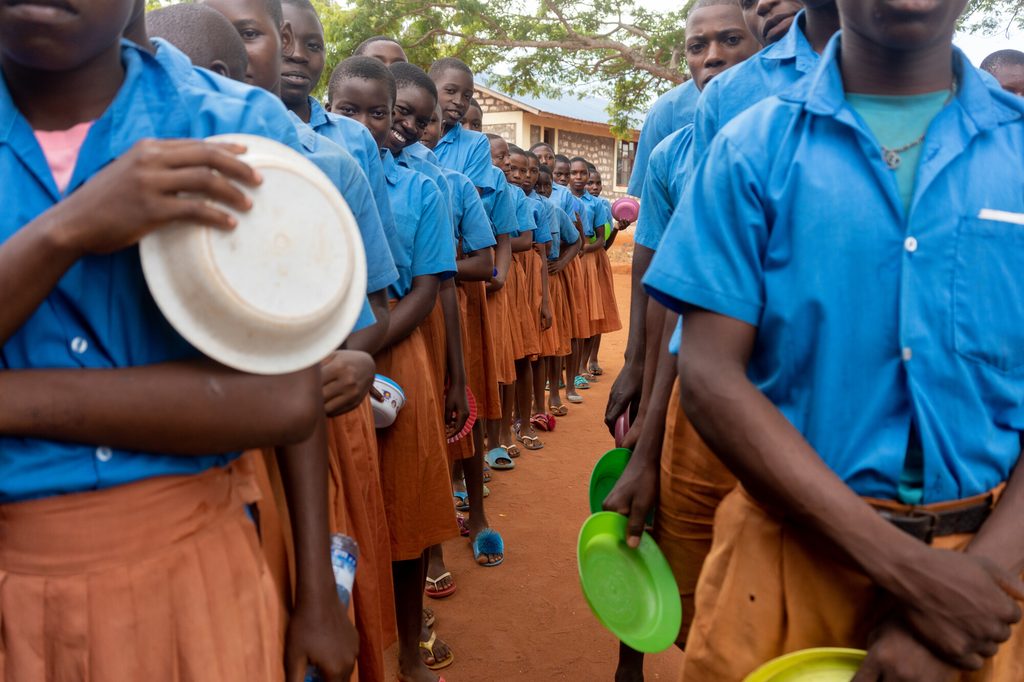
[589, 448, 633, 514]
[743, 648, 867, 682]
[577, 512, 681, 653]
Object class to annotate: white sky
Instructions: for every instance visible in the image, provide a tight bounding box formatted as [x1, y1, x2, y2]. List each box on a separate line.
[633, 0, 1021, 66]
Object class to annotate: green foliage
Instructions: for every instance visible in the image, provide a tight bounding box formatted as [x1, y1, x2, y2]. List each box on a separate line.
[143, 0, 1024, 137]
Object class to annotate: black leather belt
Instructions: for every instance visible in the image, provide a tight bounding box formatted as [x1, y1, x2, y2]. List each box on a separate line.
[877, 495, 994, 544]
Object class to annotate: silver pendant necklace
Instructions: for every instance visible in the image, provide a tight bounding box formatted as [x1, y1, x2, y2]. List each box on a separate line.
[879, 82, 957, 171]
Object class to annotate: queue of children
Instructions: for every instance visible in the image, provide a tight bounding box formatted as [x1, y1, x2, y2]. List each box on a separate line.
[0, 0, 625, 679]
[604, 0, 1024, 681]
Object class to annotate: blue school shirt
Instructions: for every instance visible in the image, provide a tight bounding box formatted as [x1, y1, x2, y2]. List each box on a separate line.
[0, 42, 294, 502]
[433, 123, 498, 193]
[381, 151, 457, 299]
[398, 143, 455, 226]
[551, 183, 582, 224]
[691, 11, 818, 166]
[307, 97, 405, 289]
[481, 167, 518, 237]
[286, 111, 399, 298]
[151, 40, 400, 295]
[524, 190, 553, 246]
[627, 79, 699, 197]
[537, 194, 579, 261]
[645, 36, 1024, 504]
[508, 185, 539, 240]
[443, 168, 496, 253]
[635, 125, 694, 250]
[575, 191, 603, 239]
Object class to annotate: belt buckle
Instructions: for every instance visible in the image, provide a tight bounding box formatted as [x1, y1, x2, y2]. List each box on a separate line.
[879, 508, 939, 544]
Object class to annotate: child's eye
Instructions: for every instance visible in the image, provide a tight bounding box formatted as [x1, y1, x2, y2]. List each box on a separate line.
[371, 110, 388, 119]
[336, 105, 355, 115]
[240, 29, 261, 40]
[726, 35, 742, 46]
[308, 41, 324, 53]
[687, 43, 705, 55]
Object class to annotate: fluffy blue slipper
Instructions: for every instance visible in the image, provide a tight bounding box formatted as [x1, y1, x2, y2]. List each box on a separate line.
[471, 528, 504, 567]
[485, 447, 515, 470]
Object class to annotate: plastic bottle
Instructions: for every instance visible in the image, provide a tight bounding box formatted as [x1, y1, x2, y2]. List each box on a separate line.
[305, 534, 359, 681]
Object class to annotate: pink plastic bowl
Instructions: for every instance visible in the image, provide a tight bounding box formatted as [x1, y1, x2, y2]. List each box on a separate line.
[612, 197, 640, 223]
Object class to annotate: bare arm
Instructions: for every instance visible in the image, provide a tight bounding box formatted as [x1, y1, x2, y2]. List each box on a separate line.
[281, 408, 358, 681]
[583, 230, 605, 254]
[511, 230, 535, 253]
[456, 247, 494, 283]
[378, 275, 440, 351]
[538, 242, 552, 331]
[603, 308, 679, 546]
[548, 237, 581, 275]
[440, 279, 470, 437]
[343, 289, 390, 355]
[0, 361, 319, 453]
[487, 234, 512, 293]
[678, 306, 1024, 669]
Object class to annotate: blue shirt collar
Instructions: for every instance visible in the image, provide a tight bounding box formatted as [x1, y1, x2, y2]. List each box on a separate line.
[762, 10, 814, 67]
[437, 121, 461, 148]
[308, 97, 330, 128]
[381, 148, 401, 183]
[789, 33, 1024, 133]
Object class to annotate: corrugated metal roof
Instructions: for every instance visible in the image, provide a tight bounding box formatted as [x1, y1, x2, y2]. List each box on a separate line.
[477, 78, 616, 127]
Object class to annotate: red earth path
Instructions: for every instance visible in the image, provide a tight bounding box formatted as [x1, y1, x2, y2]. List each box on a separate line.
[387, 258, 685, 680]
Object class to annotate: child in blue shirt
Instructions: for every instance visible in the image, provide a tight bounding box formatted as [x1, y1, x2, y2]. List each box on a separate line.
[0, 1, 329, 678]
[428, 57, 498, 194]
[647, 0, 1024, 678]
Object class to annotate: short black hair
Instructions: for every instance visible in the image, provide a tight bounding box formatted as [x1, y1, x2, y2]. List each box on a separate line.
[469, 97, 481, 109]
[329, 56, 397, 106]
[689, 0, 739, 17]
[530, 142, 554, 153]
[264, 0, 283, 26]
[538, 164, 552, 175]
[485, 132, 504, 142]
[429, 56, 474, 79]
[354, 35, 402, 55]
[554, 154, 571, 165]
[981, 49, 1024, 74]
[523, 149, 539, 163]
[390, 62, 437, 100]
[585, 162, 598, 172]
[569, 156, 588, 166]
[147, 4, 248, 80]
[282, 0, 315, 11]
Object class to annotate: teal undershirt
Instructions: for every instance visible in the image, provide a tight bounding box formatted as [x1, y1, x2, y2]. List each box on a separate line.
[846, 89, 951, 504]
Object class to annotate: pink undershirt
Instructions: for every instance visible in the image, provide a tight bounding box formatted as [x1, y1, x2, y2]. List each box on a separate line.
[33, 121, 93, 193]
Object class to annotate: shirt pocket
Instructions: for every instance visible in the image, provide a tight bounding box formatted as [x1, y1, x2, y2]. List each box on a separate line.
[953, 211, 1024, 373]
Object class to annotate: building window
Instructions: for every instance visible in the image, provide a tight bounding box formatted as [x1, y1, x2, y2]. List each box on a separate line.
[616, 139, 636, 187]
[530, 125, 541, 145]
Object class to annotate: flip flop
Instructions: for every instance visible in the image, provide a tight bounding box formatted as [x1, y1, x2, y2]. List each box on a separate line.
[583, 372, 599, 383]
[424, 572, 456, 599]
[419, 631, 454, 671]
[471, 528, 505, 567]
[423, 607, 436, 629]
[485, 447, 515, 470]
[514, 423, 544, 450]
[483, 465, 492, 483]
[505, 443, 521, 458]
[549, 403, 569, 416]
[530, 412, 554, 432]
[566, 393, 584, 404]
[456, 512, 470, 537]
[574, 375, 591, 390]
[453, 490, 469, 512]
[589, 364, 604, 376]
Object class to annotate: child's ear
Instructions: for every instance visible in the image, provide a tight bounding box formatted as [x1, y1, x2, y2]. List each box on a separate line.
[209, 60, 231, 78]
[280, 20, 294, 57]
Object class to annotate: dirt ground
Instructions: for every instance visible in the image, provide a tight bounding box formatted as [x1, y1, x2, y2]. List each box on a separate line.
[387, 246, 685, 680]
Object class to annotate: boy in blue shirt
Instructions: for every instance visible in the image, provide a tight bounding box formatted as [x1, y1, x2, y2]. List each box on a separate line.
[0, 1, 329, 679]
[428, 57, 498, 194]
[353, 35, 408, 66]
[981, 49, 1024, 96]
[646, 0, 1024, 678]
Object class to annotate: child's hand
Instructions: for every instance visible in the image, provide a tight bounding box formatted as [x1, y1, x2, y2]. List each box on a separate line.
[321, 350, 376, 417]
[540, 302, 553, 331]
[54, 139, 260, 256]
[616, 219, 632, 231]
[547, 260, 559, 275]
[486, 273, 505, 294]
[285, 598, 357, 682]
[444, 382, 470, 438]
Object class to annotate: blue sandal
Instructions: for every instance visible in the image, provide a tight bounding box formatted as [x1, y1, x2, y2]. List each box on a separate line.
[485, 447, 515, 470]
[471, 528, 504, 567]
[574, 375, 591, 390]
[453, 490, 470, 512]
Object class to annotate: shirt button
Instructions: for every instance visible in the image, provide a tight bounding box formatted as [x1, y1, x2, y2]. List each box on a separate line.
[70, 336, 89, 354]
[902, 347, 913, 362]
[95, 446, 113, 462]
[904, 236, 918, 253]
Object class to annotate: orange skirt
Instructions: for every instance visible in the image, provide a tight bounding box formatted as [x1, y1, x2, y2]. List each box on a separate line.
[419, 294, 447, 406]
[541, 267, 571, 357]
[459, 280, 501, 420]
[505, 256, 527, 362]
[485, 280, 517, 385]
[0, 463, 282, 682]
[514, 251, 542, 359]
[591, 247, 622, 334]
[375, 322, 459, 560]
[565, 257, 591, 340]
[328, 401, 397, 681]
[582, 250, 604, 331]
